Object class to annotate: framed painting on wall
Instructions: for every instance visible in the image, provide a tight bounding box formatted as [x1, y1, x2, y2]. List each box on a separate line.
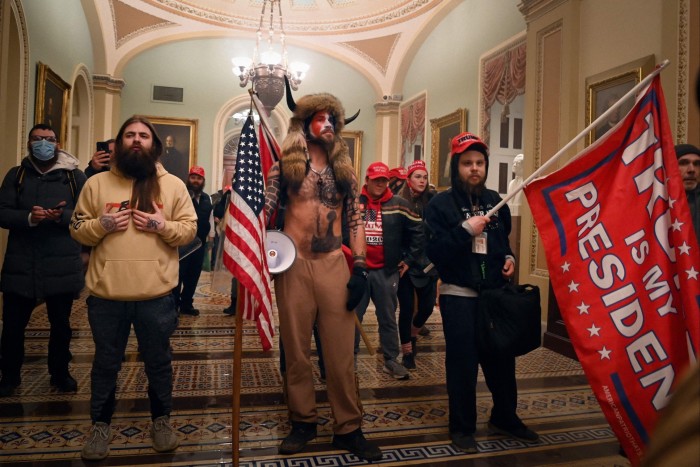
[430, 108, 467, 191]
[342, 130, 363, 180]
[146, 116, 198, 183]
[34, 62, 71, 145]
[585, 55, 655, 145]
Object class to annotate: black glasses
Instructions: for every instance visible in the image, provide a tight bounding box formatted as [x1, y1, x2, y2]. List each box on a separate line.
[30, 135, 58, 143]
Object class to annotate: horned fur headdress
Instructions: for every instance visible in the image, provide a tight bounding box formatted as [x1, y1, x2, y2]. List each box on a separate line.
[281, 77, 359, 194]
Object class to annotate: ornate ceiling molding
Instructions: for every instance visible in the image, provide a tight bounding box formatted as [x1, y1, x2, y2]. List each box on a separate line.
[141, 0, 440, 34]
[112, 0, 177, 48]
[93, 74, 127, 94]
[340, 33, 400, 75]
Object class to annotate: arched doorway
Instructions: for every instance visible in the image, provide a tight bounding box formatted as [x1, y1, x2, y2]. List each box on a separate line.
[69, 66, 94, 167]
[0, 0, 29, 257]
[212, 95, 288, 192]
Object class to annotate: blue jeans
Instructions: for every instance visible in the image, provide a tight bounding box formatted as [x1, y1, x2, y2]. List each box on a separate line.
[87, 295, 178, 424]
[440, 294, 519, 435]
[354, 268, 400, 362]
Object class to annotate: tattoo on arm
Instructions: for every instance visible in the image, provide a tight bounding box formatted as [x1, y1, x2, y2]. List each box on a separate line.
[100, 215, 116, 232]
[264, 165, 281, 225]
[345, 191, 366, 267]
[345, 194, 362, 235]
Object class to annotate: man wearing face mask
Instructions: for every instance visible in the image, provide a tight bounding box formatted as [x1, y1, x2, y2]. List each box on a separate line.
[0, 124, 87, 397]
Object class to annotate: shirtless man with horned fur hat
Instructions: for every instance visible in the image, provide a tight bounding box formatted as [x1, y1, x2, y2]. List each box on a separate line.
[264, 82, 382, 461]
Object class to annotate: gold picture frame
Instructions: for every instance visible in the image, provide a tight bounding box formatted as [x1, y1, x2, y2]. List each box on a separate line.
[145, 116, 198, 182]
[34, 62, 71, 144]
[430, 108, 467, 191]
[342, 130, 363, 180]
[585, 55, 655, 145]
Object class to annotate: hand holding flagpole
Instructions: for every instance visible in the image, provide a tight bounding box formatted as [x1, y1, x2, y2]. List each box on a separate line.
[423, 59, 670, 275]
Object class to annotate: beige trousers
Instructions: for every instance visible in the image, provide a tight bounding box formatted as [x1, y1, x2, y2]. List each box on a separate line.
[275, 249, 362, 434]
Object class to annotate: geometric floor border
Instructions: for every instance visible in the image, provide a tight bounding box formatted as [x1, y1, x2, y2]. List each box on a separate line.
[235, 426, 616, 466]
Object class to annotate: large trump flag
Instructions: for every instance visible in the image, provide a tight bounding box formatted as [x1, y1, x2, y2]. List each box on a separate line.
[524, 76, 699, 465]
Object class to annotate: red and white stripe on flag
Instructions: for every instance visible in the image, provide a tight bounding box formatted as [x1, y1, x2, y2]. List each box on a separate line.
[258, 118, 280, 183]
[222, 115, 274, 351]
[524, 76, 700, 465]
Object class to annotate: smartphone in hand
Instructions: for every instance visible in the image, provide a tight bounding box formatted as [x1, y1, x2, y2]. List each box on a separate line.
[96, 141, 111, 153]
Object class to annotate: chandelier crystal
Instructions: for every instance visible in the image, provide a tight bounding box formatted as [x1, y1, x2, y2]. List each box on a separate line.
[232, 0, 309, 115]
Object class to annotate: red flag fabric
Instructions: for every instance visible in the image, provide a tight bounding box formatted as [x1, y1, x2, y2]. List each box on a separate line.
[524, 76, 699, 465]
[223, 115, 275, 351]
[258, 117, 280, 183]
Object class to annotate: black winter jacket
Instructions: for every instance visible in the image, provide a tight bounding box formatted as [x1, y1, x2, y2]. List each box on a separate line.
[359, 191, 424, 274]
[0, 153, 86, 299]
[191, 192, 213, 242]
[424, 187, 513, 291]
[396, 184, 438, 286]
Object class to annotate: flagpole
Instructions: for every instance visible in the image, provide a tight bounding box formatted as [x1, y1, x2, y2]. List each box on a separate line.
[232, 283, 243, 466]
[485, 59, 670, 218]
[249, 89, 277, 141]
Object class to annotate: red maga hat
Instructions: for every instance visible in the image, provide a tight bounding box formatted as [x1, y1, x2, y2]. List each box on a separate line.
[388, 167, 407, 180]
[366, 162, 391, 179]
[189, 166, 205, 178]
[450, 132, 488, 158]
[407, 160, 427, 178]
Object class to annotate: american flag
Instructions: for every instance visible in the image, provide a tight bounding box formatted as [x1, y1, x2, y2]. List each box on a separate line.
[223, 115, 274, 351]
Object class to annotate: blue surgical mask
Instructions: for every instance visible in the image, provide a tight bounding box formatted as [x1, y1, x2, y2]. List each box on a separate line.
[31, 140, 56, 161]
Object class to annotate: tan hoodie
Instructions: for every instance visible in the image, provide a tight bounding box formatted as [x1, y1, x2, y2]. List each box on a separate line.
[70, 164, 196, 300]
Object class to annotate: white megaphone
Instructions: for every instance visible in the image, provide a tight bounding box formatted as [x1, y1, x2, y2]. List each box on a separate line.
[265, 230, 296, 274]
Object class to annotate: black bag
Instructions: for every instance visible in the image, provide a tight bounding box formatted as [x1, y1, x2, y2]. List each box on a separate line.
[476, 283, 541, 356]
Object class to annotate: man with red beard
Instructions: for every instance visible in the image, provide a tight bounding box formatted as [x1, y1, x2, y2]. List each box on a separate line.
[173, 165, 214, 316]
[424, 132, 539, 453]
[70, 116, 197, 461]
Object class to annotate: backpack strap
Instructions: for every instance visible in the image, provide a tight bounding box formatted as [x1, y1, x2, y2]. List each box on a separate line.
[67, 169, 78, 202]
[14, 166, 25, 195]
[14, 166, 79, 203]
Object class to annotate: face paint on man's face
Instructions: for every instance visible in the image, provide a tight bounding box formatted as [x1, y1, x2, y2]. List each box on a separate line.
[309, 111, 334, 139]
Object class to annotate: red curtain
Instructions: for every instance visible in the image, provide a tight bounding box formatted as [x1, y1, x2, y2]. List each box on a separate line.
[480, 41, 526, 145]
[400, 97, 426, 166]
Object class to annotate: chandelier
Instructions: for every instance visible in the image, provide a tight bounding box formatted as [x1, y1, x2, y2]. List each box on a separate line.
[232, 0, 309, 115]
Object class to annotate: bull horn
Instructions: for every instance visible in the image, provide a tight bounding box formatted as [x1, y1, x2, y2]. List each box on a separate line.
[284, 75, 296, 111]
[344, 109, 360, 125]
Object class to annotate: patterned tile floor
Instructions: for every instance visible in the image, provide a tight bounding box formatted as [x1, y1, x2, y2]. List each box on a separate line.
[0, 272, 630, 466]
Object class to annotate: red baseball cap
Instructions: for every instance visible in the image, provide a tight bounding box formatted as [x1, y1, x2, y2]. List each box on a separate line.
[388, 167, 407, 180]
[366, 162, 391, 180]
[450, 132, 488, 158]
[189, 166, 205, 178]
[407, 160, 427, 178]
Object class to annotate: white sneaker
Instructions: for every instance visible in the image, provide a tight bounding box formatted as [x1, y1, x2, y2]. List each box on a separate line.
[383, 360, 409, 380]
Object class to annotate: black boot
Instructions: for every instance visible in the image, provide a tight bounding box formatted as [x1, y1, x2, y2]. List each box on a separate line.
[332, 428, 383, 461]
[279, 421, 317, 454]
